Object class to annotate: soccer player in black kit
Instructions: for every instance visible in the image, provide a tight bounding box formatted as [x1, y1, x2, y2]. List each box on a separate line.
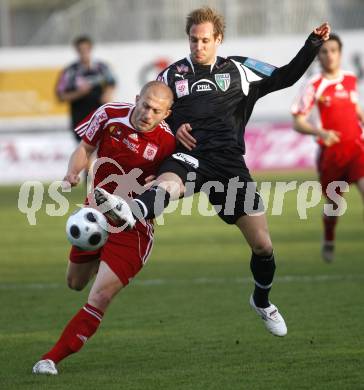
[95, 7, 331, 336]
[56, 35, 116, 141]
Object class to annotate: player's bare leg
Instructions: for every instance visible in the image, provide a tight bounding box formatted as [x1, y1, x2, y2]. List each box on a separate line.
[322, 196, 339, 263]
[356, 177, 364, 219]
[87, 261, 124, 312]
[66, 259, 100, 291]
[236, 213, 287, 336]
[33, 261, 123, 375]
[236, 213, 273, 256]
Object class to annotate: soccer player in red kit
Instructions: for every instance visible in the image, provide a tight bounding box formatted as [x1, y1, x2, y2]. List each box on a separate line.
[292, 34, 364, 262]
[32, 81, 175, 375]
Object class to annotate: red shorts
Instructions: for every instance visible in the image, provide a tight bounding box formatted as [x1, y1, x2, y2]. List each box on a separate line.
[318, 140, 364, 195]
[69, 220, 154, 286]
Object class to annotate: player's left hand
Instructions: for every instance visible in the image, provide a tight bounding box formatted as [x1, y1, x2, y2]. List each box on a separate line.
[176, 123, 196, 151]
[313, 22, 331, 41]
[62, 173, 80, 189]
[319, 128, 340, 147]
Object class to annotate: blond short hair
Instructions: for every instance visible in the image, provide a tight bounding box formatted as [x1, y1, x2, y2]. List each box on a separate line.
[185, 6, 225, 41]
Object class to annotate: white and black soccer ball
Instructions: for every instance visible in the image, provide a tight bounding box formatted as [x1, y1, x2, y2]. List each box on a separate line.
[66, 207, 109, 251]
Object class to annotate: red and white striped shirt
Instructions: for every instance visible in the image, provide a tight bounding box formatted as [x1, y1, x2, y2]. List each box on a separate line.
[75, 102, 175, 193]
[292, 71, 362, 144]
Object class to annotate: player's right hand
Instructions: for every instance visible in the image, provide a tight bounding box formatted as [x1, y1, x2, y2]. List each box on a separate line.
[176, 123, 196, 151]
[62, 173, 80, 189]
[76, 78, 93, 94]
[320, 129, 340, 147]
[313, 22, 331, 41]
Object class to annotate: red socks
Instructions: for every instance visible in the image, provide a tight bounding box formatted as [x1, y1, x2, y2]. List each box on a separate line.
[42, 303, 104, 364]
[323, 214, 338, 242]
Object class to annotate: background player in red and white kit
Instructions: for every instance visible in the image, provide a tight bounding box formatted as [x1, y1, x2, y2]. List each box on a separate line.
[32, 81, 175, 375]
[292, 34, 364, 262]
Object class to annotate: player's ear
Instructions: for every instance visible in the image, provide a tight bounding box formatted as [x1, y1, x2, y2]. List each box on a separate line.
[164, 109, 172, 119]
[215, 34, 222, 45]
[135, 95, 140, 104]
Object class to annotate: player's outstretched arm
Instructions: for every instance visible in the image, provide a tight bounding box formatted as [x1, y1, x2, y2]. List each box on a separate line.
[256, 23, 331, 98]
[63, 141, 96, 188]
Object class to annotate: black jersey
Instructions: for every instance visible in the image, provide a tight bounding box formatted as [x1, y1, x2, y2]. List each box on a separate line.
[56, 60, 116, 129]
[158, 33, 323, 157]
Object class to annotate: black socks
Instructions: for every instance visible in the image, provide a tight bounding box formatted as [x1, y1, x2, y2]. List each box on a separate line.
[250, 251, 276, 308]
[133, 186, 171, 220]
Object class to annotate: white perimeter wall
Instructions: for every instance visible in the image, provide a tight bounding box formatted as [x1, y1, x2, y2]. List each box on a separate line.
[1, 30, 363, 121]
[0, 31, 363, 183]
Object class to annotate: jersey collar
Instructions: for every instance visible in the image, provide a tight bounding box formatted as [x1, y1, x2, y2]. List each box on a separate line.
[78, 59, 98, 71]
[322, 70, 344, 83]
[186, 55, 217, 73]
[118, 105, 136, 130]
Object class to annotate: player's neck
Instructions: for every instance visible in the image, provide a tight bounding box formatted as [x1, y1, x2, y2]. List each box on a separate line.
[190, 54, 217, 66]
[130, 112, 138, 131]
[80, 59, 92, 69]
[322, 68, 341, 80]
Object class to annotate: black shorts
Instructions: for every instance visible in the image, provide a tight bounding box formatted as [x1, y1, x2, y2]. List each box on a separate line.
[158, 152, 264, 224]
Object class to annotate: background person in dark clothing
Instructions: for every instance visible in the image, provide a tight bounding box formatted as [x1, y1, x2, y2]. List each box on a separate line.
[56, 35, 116, 142]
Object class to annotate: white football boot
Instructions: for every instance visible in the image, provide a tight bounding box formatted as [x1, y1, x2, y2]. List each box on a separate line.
[32, 359, 58, 375]
[321, 240, 335, 263]
[94, 187, 136, 229]
[249, 295, 287, 337]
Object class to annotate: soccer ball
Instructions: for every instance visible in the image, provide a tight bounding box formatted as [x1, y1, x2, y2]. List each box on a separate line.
[66, 207, 109, 251]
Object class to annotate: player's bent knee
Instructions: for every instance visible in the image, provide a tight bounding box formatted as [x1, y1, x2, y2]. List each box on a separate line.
[67, 276, 88, 291]
[251, 242, 273, 257]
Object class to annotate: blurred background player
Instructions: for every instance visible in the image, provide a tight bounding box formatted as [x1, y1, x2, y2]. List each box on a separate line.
[56, 35, 116, 142]
[32, 81, 175, 375]
[292, 34, 364, 262]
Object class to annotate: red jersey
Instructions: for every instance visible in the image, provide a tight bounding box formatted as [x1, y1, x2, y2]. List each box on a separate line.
[75, 102, 176, 193]
[292, 71, 362, 144]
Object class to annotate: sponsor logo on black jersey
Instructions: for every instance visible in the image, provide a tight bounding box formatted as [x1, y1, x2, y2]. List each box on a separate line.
[176, 64, 189, 73]
[191, 79, 217, 93]
[172, 153, 199, 169]
[215, 73, 231, 92]
[175, 79, 189, 98]
[243, 58, 276, 76]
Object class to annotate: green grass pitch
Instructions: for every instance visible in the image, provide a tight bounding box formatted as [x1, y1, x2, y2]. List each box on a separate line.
[0, 171, 363, 389]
